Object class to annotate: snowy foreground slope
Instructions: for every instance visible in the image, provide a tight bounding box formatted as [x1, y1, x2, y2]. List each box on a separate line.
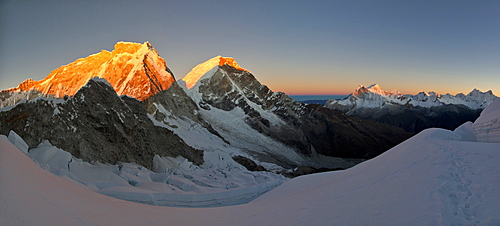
[1, 122, 499, 225]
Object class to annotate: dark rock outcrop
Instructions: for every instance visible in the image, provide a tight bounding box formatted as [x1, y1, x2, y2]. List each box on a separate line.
[0, 89, 45, 108]
[0, 79, 203, 170]
[280, 166, 345, 178]
[232, 155, 266, 171]
[144, 82, 229, 144]
[373, 105, 483, 133]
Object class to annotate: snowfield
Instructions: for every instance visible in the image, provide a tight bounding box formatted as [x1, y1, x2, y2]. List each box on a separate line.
[1, 100, 499, 225]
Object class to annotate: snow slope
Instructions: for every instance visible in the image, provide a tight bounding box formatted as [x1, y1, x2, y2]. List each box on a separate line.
[182, 55, 249, 89]
[473, 99, 500, 143]
[2, 120, 499, 225]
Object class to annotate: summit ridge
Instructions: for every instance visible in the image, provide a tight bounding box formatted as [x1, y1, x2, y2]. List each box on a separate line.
[182, 55, 249, 89]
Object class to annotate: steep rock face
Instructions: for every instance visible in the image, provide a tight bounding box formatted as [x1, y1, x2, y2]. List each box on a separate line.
[372, 105, 483, 133]
[326, 84, 498, 133]
[143, 82, 229, 144]
[0, 89, 45, 108]
[5, 41, 174, 102]
[179, 57, 411, 163]
[0, 78, 203, 169]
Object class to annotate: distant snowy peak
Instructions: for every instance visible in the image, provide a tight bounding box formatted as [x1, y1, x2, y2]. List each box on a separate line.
[329, 84, 498, 110]
[5, 41, 174, 101]
[181, 56, 250, 89]
[354, 84, 400, 97]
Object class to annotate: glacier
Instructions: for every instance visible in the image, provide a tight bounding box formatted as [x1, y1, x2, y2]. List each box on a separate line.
[17, 136, 285, 208]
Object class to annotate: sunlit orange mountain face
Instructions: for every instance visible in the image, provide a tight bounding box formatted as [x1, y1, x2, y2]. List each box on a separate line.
[181, 55, 250, 90]
[7, 41, 174, 101]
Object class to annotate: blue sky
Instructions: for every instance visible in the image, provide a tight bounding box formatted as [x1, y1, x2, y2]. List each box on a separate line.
[1, 0, 499, 95]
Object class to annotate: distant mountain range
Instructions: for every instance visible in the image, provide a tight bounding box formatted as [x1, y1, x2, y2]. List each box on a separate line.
[326, 84, 498, 133]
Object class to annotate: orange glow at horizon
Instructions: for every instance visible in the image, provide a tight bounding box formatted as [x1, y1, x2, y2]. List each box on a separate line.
[269, 84, 498, 96]
[258, 78, 498, 97]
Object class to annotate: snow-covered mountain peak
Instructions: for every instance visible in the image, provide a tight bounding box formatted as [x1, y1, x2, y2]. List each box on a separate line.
[114, 41, 150, 54]
[182, 55, 250, 89]
[367, 84, 382, 90]
[353, 84, 399, 97]
[5, 41, 174, 101]
[353, 85, 368, 96]
[466, 88, 494, 98]
[218, 56, 249, 73]
[468, 88, 480, 95]
[391, 89, 401, 96]
[182, 56, 222, 90]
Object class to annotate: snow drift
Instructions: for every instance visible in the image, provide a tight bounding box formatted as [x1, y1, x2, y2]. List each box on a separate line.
[473, 99, 500, 142]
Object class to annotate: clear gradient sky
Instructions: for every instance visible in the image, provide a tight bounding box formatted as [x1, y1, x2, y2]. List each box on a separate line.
[1, 0, 499, 95]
